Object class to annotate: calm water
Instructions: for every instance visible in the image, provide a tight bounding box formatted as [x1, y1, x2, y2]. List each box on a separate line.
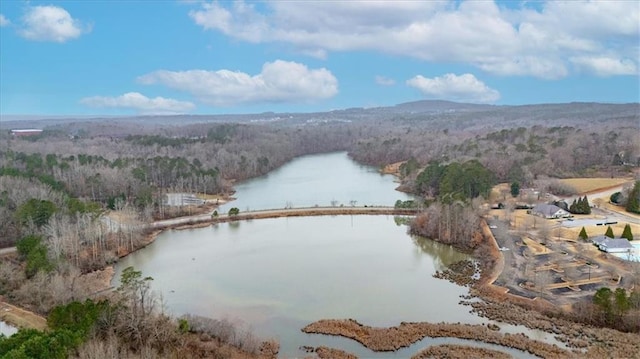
[0, 321, 17, 337]
[218, 152, 413, 212]
[115, 152, 553, 358]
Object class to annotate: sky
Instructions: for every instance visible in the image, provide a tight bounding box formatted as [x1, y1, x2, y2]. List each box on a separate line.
[0, 0, 639, 116]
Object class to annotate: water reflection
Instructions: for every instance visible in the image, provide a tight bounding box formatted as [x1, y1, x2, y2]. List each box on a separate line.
[411, 235, 469, 271]
[218, 152, 413, 212]
[115, 216, 473, 357]
[114, 152, 558, 357]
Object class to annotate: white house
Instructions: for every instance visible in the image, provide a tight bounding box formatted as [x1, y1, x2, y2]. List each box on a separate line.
[531, 204, 570, 219]
[592, 236, 634, 253]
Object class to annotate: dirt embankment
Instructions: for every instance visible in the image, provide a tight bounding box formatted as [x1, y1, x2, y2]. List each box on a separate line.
[0, 300, 47, 331]
[0, 266, 115, 332]
[302, 319, 570, 358]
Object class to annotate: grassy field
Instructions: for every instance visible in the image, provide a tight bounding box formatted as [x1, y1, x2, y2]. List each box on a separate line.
[559, 177, 633, 194]
[489, 208, 640, 242]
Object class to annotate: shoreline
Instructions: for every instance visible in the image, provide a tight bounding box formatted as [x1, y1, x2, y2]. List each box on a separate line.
[302, 319, 570, 358]
[300, 219, 640, 359]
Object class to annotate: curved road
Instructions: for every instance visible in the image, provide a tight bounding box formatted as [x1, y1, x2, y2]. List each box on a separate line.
[0, 206, 417, 256]
[150, 206, 419, 229]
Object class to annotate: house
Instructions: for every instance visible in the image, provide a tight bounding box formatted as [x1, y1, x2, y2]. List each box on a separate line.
[10, 129, 43, 137]
[591, 235, 608, 247]
[531, 204, 570, 219]
[592, 236, 634, 253]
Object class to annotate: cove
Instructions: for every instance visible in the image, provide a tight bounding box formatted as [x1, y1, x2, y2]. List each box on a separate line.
[218, 152, 413, 212]
[114, 152, 557, 357]
[116, 216, 478, 357]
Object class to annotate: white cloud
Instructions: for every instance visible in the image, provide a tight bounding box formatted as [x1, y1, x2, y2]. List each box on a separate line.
[188, 1, 639, 78]
[375, 76, 395, 86]
[570, 56, 638, 77]
[19, 5, 88, 42]
[80, 92, 195, 114]
[406, 73, 500, 103]
[0, 14, 10, 27]
[138, 60, 338, 106]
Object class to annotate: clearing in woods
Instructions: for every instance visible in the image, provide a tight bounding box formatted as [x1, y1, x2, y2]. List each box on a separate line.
[559, 177, 633, 194]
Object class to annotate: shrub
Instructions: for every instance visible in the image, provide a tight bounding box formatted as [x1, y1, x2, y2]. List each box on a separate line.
[610, 191, 622, 204]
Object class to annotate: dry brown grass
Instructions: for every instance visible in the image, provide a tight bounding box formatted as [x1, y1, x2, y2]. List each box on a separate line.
[412, 344, 513, 359]
[559, 177, 632, 194]
[381, 161, 404, 176]
[562, 221, 640, 241]
[522, 237, 553, 255]
[0, 300, 47, 330]
[302, 319, 571, 358]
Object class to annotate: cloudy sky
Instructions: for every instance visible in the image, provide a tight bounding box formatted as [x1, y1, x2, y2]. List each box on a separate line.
[0, 1, 638, 115]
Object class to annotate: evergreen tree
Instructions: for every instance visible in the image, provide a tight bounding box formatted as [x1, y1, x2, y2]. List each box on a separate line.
[578, 197, 585, 213]
[510, 181, 520, 197]
[578, 227, 589, 241]
[621, 224, 634, 241]
[569, 196, 592, 214]
[605, 226, 615, 238]
[581, 196, 592, 214]
[569, 199, 578, 214]
[626, 181, 640, 214]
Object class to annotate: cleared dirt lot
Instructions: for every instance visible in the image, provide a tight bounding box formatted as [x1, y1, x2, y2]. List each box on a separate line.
[488, 177, 639, 308]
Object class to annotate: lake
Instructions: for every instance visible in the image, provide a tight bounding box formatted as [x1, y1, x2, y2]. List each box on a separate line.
[218, 152, 413, 212]
[0, 321, 18, 337]
[115, 152, 553, 358]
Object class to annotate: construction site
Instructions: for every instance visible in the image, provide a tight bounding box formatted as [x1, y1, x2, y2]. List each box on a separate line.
[488, 178, 640, 309]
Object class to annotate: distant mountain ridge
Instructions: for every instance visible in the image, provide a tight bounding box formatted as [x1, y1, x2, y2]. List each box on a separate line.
[1, 100, 638, 131]
[390, 99, 494, 113]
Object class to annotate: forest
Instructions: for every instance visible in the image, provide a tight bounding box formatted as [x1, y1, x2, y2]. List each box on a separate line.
[0, 100, 639, 357]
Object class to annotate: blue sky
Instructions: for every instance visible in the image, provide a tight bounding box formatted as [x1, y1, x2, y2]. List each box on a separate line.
[0, 1, 638, 115]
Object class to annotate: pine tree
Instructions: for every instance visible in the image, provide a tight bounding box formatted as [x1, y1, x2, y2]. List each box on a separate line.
[605, 226, 615, 238]
[510, 181, 520, 198]
[626, 181, 640, 214]
[621, 224, 634, 241]
[570, 199, 578, 214]
[582, 196, 591, 214]
[578, 227, 589, 241]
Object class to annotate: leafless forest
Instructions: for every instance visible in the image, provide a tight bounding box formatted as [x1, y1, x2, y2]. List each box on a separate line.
[0, 100, 639, 357]
[1, 101, 638, 250]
